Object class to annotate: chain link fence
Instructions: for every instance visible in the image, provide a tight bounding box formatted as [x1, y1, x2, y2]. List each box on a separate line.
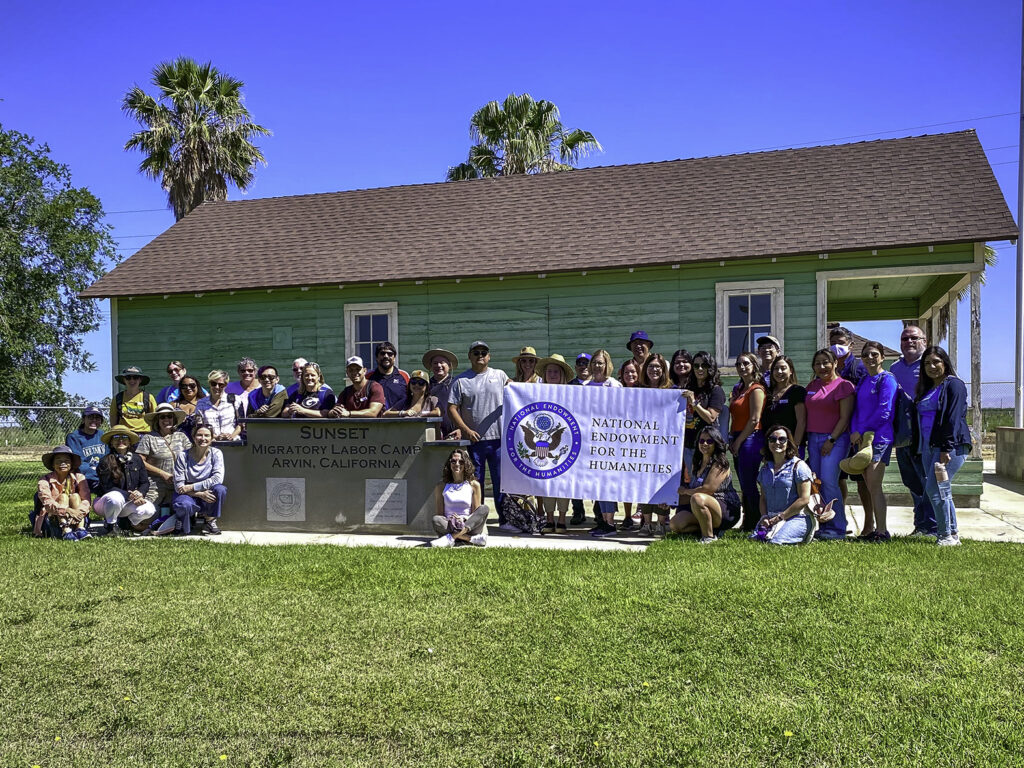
[1, 406, 106, 511]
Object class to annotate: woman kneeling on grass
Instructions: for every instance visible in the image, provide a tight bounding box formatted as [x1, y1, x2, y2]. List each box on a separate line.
[754, 425, 814, 545]
[34, 446, 92, 539]
[169, 424, 226, 536]
[432, 448, 488, 548]
[672, 427, 740, 543]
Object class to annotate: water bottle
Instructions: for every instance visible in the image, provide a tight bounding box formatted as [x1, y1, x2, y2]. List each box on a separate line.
[934, 462, 948, 483]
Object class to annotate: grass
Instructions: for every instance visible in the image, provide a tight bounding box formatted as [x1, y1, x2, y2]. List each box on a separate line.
[2, 466, 1023, 766]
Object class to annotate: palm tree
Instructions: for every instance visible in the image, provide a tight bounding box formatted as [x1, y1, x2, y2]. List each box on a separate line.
[446, 93, 602, 181]
[123, 58, 271, 220]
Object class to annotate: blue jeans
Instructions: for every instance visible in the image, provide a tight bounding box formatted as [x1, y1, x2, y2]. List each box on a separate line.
[731, 431, 764, 529]
[468, 439, 504, 522]
[807, 432, 850, 538]
[171, 484, 227, 535]
[767, 511, 813, 545]
[896, 446, 935, 533]
[920, 447, 966, 538]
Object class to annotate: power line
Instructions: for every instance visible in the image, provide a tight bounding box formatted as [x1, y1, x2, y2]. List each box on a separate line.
[104, 207, 166, 214]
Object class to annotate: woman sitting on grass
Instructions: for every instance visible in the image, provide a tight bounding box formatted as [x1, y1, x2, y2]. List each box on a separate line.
[34, 445, 92, 539]
[754, 425, 814, 545]
[94, 425, 156, 536]
[672, 427, 740, 543]
[431, 448, 488, 548]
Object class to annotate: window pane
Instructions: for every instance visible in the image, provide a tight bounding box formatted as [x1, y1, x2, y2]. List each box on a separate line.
[752, 326, 772, 342]
[749, 294, 772, 325]
[357, 343, 371, 364]
[372, 314, 388, 342]
[728, 294, 749, 326]
[357, 315, 370, 341]
[729, 327, 749, 358]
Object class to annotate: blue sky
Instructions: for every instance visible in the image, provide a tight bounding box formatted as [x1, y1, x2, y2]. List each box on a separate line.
[1, 0, 1020, 401]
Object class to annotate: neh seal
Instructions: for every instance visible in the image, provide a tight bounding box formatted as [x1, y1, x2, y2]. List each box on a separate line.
[505, 401, 582, 479]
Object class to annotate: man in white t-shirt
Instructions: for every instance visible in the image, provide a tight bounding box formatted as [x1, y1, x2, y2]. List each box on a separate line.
[448, 341, 512, 529]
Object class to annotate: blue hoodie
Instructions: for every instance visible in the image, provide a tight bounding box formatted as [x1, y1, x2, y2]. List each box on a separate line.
[65, 427, 107, 486]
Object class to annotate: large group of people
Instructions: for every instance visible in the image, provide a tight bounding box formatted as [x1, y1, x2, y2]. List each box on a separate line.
[31, 325, 972, 548]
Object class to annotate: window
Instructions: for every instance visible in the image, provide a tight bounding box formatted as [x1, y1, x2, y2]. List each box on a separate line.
[344, 302, 398, 365]
[715, 280, 784, 366]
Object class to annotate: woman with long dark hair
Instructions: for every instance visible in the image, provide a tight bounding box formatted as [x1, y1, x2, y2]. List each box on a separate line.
[729, 352, 766, 531]
[762, 355, 807, 449]
[681, 351, 726, 479]
[94, 425, 155, 535]
[915, 346, 972, 546]
[669, 349, 692, 388]
[804, 348, 855, 539]
[431, 448, 487, 547]
[754, 425, 815, 545]
[672, 427, 740, 542]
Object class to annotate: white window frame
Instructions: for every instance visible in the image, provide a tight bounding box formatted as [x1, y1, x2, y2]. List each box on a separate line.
[344, 302, 399, 362]
[715, 280, 785, 367]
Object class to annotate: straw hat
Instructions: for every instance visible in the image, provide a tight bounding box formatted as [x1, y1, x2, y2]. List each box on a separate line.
[41, 445, 82, 472]
[513, 346, 539, 364]
[838, 431, 875, 475]
[101, 425, 141, 446]
[421, 348, 459, 370]
[143, 402, 187, 429]
[537, 354, 574, 383]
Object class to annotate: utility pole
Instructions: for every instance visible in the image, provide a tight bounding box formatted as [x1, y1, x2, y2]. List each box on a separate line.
[1016, 4, 1024, 427]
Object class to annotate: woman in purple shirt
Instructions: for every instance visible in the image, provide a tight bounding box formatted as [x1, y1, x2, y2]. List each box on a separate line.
[915, 346, 972, 546]
[849, 341, 898, 541]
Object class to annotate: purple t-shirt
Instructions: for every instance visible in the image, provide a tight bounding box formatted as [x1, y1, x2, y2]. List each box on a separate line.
[287, 385, 336, 415]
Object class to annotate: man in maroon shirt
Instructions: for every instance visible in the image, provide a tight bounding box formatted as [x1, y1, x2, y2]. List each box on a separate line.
[329, 357, 386, 418]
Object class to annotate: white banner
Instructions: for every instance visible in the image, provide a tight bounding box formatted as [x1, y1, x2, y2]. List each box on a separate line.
[500, 383, 687, 504]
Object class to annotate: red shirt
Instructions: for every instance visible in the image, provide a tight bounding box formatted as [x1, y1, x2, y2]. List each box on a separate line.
[340, 381, 386, 412]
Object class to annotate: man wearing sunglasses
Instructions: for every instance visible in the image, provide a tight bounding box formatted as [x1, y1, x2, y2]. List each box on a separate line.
[368, 341, 410, 411]
[448, 341, 512, 529]
[286, 357, 309, 400]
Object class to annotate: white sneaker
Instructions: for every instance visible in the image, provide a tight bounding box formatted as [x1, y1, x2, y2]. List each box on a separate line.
[469, 533, 488, 547]
[497, 522, 521, 533]
[431, 534, 455, 548]
[698, 535, 719, 544]
[937, 534, 961, 547]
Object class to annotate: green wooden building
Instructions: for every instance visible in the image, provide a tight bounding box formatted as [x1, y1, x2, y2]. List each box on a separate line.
[85, 130, 1016, 388]
[84, 131, 1016, 472]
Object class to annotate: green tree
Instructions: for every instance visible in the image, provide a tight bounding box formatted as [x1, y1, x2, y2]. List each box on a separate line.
[446, 93, 602, 180]
[0, 124, 117, 404]
[122, 57, 271, 220]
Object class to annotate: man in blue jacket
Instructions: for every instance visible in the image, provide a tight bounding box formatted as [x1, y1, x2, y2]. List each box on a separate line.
[65, 406, 106, 496]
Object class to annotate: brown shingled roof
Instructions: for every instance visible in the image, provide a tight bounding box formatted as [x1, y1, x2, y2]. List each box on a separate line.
[83, 130, 1018, 298]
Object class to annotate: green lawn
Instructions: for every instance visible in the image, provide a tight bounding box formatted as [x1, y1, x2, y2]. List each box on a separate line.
[2, 467, 1023, 767]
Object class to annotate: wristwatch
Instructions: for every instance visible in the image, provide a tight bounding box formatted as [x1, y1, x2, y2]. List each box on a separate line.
[826, 436, 836, 444]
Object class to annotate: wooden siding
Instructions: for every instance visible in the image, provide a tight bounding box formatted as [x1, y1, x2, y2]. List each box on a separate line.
[112, 244, 976, 392]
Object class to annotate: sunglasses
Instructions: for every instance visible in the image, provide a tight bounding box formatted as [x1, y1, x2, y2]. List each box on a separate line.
[209, 382, 226, 388]
[698, 438, 715, 446]
[158, 414, 175, 420]
[259, 374, 278, 380]
[411, 380, 427, 387]
[768, 436, 789, 444]
[693, 363, 708, 370]
[180, 383, 197, 389]
[111, 435, 131, 442]
[124, 375, 141, 381]
[471, 350, 488, 357]
[241, 368, 256, 373]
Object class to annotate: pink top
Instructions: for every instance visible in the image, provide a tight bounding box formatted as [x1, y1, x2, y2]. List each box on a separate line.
[805, 376, 855, 434]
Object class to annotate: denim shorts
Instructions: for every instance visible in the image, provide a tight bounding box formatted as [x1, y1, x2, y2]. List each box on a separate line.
[871, 436, 893, 465]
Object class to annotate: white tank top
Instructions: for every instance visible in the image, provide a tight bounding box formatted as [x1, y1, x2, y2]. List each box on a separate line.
[442, 482, 474, 517]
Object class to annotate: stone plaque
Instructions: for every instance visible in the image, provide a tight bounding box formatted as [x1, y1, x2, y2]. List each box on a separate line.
[365, 478, 407, 524]
[266, 477, 306, 521]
